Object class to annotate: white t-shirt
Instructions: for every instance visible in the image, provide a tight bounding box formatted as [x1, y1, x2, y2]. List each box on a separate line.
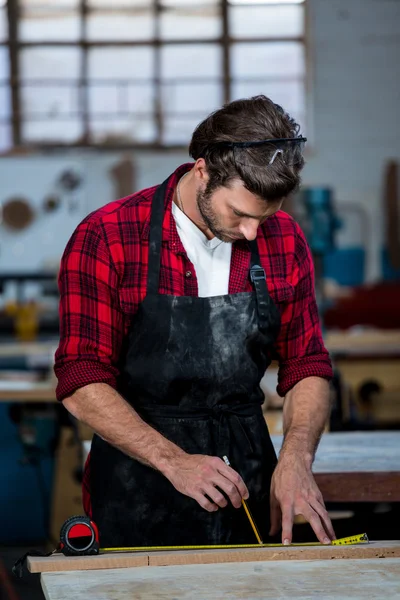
[172, 202, 232, 298]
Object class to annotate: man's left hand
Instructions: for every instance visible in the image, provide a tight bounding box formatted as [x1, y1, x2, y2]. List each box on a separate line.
[269, 455, 336, 545]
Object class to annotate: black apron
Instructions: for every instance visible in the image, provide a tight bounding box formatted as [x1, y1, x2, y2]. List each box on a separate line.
[90, 176, 282, 547]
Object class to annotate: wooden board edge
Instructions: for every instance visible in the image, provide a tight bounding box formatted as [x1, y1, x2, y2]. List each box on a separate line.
[315, 472, 400, 502]
[148, 542, 400, 567]
[27, 552, 149, 573]
[27, 542, 400, 573]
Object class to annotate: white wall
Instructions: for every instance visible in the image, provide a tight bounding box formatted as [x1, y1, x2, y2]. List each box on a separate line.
[0, 0, 399, 280]
[305, 0, 400, 279]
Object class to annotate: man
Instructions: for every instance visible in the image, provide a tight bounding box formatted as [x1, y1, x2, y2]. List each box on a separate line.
[55, 95, 336, 548]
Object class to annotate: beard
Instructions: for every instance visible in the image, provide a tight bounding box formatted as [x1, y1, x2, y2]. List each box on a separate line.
[196, 185, 243, 243]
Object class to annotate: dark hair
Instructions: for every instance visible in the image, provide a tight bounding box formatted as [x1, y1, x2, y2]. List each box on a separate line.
[189, 95, 305, 202]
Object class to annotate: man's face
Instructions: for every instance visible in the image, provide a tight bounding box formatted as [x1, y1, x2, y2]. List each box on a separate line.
[196, 178, 282, 243]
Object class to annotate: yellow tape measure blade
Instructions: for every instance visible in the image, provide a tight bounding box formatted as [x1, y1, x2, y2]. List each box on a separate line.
[100, 533, 368, 554]
[332, 533, 369, 545]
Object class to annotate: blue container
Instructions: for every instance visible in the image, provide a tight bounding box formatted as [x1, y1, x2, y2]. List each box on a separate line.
[302, 188, 339, 255]
[323, 247, 365, 287]
[381, 247, 400, 281]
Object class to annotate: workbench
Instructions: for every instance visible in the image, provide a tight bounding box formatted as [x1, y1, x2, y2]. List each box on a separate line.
[39, 559, 400, 600]
[30, 542, 400, 599]
[0, 339, 57, 402]
[0, 379, 56, 402]
[272, 431, 400, 503]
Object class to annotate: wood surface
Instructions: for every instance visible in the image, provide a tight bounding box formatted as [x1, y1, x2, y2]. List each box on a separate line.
[272, 431, 400, 473]
[50, 428, 84, 543]
[0, 340, 57, 357]
[0, 380, 55, 402]
[324, 329, 400, 354]
[28, 541, 400, 573]
[272, 431, 400, 502]
[40, 557, 400, 600]
[315, 471, 400, 502]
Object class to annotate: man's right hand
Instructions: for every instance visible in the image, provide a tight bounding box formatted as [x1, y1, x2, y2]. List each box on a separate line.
[163, 454, 249, 512]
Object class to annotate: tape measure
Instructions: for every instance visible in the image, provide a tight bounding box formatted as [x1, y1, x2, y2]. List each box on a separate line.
[60, 516, 100, 556]
[59, 516, 368, 556]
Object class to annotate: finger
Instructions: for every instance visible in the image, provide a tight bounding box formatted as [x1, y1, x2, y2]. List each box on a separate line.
[301, 506, 331, 544]
[194, 492, 218, 513]
[269, 499, 281, 537]
[281, 505, 294, 545]
[215, 460, 249, 499]
[311, 499, 336, 540]
[211, 474, 242, 509]
[203, 484, 228, 509]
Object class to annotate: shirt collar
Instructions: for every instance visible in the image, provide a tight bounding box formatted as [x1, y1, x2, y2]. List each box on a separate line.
[141, 163, 194, 247]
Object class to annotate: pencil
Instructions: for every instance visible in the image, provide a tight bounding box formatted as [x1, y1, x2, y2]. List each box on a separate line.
[222, 455, 263, 545]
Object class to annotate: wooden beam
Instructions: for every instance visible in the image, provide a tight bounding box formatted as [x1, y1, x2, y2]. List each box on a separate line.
[221, 0, 230, 105]
[28, 541, 400, 573]
[12, 37, 305, 48]
[7, 0, 21, 146]
[316, 472, 400, 503]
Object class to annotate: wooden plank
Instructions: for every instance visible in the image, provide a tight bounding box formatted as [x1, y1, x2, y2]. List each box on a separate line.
[0, 382, 56, 402]
[40, 558, 400, 600]
[325, 329, 400, 352]
[272, 432, 400, 474]
[316, 471, 400, 502]
[28, 541, 400, 573]
[148, 541, 400, 567]
[29, 552, 149, 573]
[272, 432, 400, 502]
[50, 428, 86, 544]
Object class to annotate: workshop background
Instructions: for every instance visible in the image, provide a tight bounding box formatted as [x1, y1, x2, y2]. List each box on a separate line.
[0, 0, 399, 598]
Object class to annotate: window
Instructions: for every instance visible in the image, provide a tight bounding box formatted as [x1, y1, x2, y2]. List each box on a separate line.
[1, 0, 306, 149]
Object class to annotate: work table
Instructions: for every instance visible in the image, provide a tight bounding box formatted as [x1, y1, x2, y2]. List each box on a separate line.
[272, 431, 400, 502]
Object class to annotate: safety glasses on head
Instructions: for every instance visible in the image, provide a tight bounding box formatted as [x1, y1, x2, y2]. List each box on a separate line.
[203, 137, 307, 167]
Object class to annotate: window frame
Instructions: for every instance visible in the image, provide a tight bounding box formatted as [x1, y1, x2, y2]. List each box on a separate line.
[1, 0, 307, 150]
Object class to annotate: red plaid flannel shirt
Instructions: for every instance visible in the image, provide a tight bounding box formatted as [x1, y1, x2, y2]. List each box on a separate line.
[54, 163, 332, 516]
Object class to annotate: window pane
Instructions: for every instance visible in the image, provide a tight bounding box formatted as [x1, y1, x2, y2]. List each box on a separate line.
[0, 124, 11, 153]
[88, 47, 154, 80]
[160, 6, 221, 40]
[88, 0, 152, 6]
[0, 83, 11, 119]
[22, 119, 83, 143]
[0, 7, 8, 41]
[20, 6, 80, 41]
[229, 0, 305, 4]
[231, 79, 305, 127]
[161, 44, 221, 78]
[128, 83, 154, 112]
[161, 0, 218, 6]
[230, 5, 304, 38]
[163, 115, 203, 145]
[231, 42, 304, 77]
[89, 117, 157, 144]
[162, 82, 221, 114]
[88, 82, 153, 115]
[87, 9, 155, 41]
[0, 46, 9, 81]
[20, 0, 79, 7]
[21, 84, 80, 118]
[20, 48, 81, 80]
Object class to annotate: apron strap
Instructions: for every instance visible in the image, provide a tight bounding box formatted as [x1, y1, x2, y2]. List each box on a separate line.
[147, 177, 271, 336]
[248, 239, 270, 333]
[147, 177, 170, 296]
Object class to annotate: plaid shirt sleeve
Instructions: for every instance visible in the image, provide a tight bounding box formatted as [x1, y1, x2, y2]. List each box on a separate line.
[274, 221, 333, 397]
[54, 220, 126, 401]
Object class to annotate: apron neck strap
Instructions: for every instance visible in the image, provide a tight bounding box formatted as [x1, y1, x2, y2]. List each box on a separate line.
[248, 239, 270, 333]
[147, 177, 170, 295]
[148, 179, 271, 334]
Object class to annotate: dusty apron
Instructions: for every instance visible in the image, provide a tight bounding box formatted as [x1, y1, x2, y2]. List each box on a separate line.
[90, 175, 282, 547]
